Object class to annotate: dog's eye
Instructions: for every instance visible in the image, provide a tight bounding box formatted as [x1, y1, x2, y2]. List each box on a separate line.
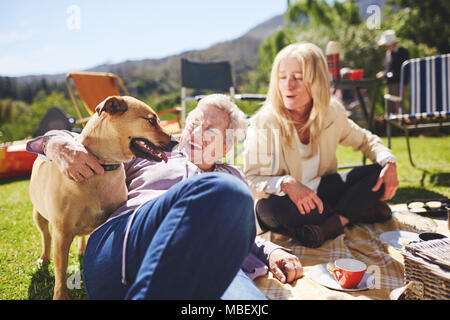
[148, 118, 157, 126]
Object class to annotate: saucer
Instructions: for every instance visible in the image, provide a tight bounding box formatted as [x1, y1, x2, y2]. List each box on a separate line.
[379, 230, 420, 249]
[307, 263, 375, 292]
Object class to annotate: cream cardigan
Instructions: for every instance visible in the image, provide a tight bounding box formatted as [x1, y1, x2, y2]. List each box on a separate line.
[243, 99, 394, 200]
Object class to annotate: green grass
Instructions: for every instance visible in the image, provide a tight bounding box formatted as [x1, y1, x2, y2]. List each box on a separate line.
[0, 180, 88, 300]
[336, 136, 450, 203]
[0, 136, 448, 300]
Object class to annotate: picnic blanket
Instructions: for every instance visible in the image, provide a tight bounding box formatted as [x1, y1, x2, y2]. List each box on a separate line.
[254, 204, 450, 300]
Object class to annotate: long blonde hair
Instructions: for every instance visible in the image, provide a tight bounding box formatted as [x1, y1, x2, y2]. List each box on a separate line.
[261, 42, 331, 157]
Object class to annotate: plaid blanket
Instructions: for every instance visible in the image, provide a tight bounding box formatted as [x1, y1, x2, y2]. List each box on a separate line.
[254, 204, 449, 300]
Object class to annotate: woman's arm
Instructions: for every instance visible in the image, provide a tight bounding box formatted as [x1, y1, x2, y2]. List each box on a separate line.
[337, 110, 399, 200]
[244, 116, 325, 213]
[45, 134, 105, 182]
[26, 130, 77, 157]
[252, 237, 303, 284]
[280, 176, 324, 214]
[339, 117, 391, 162]
[243, 121, 285, 199]
[372, 161, 399, 200]
[27, 130, 104, 182]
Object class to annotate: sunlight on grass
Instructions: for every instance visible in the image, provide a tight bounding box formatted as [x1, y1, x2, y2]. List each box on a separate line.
[336, 136, 450, 202]
[0, 136, 448, 299]
[0, 179, 87, 299]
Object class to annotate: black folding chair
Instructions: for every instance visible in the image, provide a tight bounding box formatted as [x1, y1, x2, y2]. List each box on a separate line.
[180, 58, 266, 126]
[33, 106, 76, 137]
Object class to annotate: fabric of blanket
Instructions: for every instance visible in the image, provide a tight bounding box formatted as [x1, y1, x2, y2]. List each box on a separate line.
[254, 204, 450, 300]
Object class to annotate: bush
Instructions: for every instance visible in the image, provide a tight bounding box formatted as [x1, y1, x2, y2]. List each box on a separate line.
[0, 91, 76, 143]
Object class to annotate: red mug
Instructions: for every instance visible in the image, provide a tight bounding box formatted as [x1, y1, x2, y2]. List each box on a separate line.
[333, 258, 367, 289]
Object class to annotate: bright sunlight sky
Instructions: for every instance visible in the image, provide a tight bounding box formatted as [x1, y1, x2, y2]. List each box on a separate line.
[0, 0, 287, 77]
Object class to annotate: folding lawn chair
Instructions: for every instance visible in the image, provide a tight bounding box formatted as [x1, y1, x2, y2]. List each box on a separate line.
[180, 58, 266, 163]
[180, 58, 266, 127]
[66, 71, 182, 133]
[385, 54, 450, 166]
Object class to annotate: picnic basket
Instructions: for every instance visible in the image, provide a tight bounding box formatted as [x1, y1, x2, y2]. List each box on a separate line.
[402, 238, 450, 299]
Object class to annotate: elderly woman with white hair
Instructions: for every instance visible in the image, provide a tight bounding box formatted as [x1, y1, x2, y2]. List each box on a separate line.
[26, 93, 303, 299]
[243, 43, 399, 248]
[178, 93, 248, 172]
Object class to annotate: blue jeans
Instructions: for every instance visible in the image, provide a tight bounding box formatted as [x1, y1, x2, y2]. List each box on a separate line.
[83, 172, 260, 299]
[221, 269, 267, 300]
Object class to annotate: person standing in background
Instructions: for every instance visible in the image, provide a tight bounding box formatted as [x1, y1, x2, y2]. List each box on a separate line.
[376, 30, 409, 114]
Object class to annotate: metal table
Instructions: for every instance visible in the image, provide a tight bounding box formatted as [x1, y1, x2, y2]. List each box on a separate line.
[332, 78, 383, 167]
[331, 78, 382, 131]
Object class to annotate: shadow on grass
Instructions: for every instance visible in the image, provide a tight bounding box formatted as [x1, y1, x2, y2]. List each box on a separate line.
[0, 175, 30, 185]
[27, 255, 88, 300]
[413, 167, 450, 187]
[429, 172, 450, 187]
[27, 263, 54, 300]
[389, 186, 448, 205]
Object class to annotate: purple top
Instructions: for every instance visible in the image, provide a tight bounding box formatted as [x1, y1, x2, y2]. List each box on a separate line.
[27, 131, 289, 280]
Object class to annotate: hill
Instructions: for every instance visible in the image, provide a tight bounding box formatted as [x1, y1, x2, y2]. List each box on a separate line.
[3, 0, 391, 100]
[11, 15, 284, 97]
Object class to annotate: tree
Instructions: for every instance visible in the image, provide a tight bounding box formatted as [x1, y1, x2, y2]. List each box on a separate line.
[287, 0, 361, 28]
[242, 0, 383, 93]
[242, 0, 441, 105]
[243, 28, 297, 93]
[0, 77, 18, 100]
[387, 0, 450, 53]
[0, 99, 30, 141]
[0, 91, 78, 142]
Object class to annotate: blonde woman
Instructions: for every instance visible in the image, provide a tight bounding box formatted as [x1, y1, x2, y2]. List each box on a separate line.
[243, 43, 399, 248]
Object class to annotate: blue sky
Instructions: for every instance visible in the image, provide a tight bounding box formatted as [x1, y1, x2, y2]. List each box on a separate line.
[0, 1, 287, 77]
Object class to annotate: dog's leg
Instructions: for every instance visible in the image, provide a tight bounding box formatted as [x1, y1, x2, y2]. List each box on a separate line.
[77, 236, 86, 256]
[52, 230, 74, 300]
[33, 208, 51, 265]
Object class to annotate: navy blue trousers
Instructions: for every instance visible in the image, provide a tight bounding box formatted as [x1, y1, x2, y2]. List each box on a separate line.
[83, 173, 258, 299]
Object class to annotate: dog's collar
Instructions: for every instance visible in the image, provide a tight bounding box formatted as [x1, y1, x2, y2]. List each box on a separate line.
[101, 163, 121, 171]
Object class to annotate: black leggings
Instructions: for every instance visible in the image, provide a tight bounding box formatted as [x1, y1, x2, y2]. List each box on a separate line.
[256, 164, 384, 235]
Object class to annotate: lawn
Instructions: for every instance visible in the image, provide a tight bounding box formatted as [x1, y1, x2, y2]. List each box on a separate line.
[0, 136, 448, 300]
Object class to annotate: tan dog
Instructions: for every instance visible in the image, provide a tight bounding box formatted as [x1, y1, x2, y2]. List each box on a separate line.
[29, 96, 177, 299]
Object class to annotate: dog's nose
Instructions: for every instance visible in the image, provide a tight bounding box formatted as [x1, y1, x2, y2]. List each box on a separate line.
[168, 136, 179, 151]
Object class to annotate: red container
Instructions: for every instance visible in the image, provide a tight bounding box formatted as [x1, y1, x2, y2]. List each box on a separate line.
[348, 69, 364, 80]
[326, 41, 341, 81]
[326, 54, 341, 81]
[0, 142, 37, 179]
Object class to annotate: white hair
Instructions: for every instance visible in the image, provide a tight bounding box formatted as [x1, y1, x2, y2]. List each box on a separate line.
[190, 93, 248, 143]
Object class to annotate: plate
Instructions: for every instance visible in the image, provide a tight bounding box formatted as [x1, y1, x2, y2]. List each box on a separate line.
[379, 230, 420, 249]
[307, 263, 375, 292]
[406, 198, 449, 217]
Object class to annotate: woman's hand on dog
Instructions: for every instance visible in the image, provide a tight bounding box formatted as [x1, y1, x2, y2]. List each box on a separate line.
[46, 136, 104, 182]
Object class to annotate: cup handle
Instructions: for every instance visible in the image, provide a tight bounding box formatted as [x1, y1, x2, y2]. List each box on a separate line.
[334, 269, 342, 281]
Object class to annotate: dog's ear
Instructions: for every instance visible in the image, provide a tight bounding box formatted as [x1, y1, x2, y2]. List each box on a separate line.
[96, 96, 128, 116]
